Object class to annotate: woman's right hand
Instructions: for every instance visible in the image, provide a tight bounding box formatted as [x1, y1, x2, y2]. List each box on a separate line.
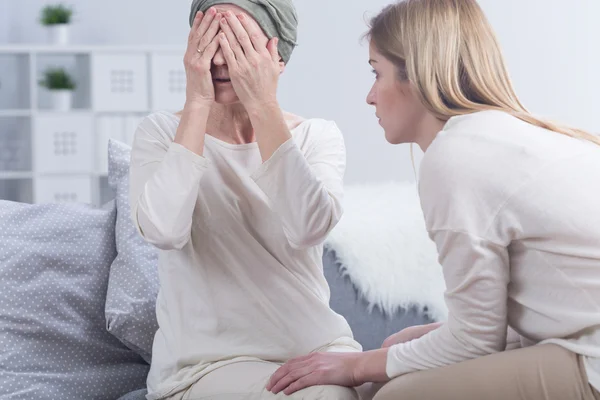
[381, 322, 443, 348]
[184, 8, 222, 107]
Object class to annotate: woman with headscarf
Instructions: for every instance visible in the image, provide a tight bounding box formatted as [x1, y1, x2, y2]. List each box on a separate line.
[128, 1, 361, 399]
[266, 1, 600, 400]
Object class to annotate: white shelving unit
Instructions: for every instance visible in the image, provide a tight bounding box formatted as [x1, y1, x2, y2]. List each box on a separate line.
[0, 45, 186, 205]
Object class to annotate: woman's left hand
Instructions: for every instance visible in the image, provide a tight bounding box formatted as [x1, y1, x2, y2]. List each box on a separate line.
[266, 352, 363, 396]
[218, 11, 281, 111]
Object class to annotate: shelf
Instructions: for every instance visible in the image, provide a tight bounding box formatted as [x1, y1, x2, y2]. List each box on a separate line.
[0, 109, 31, 117]
[0, 172, 107, 179]
[34, 109, 94, 116]
[95, 110, 155, 115]
[0, 171, 34, 180]
[36, 172, 94, 178]
[0, 109, 153, 116]
[0, 109, 156, 118]
[0, 45, 186, 206]
[0, 45, 185, 54]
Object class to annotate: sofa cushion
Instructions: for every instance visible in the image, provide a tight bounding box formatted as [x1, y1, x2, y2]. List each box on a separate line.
[105, 139, 159, 363]
[117, 388, 148, 400]
[0, 200, 148, 400]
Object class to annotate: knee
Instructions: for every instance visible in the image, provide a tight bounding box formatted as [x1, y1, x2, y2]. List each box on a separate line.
[373, 374, 425, 400]
[293, 385, 358, 400]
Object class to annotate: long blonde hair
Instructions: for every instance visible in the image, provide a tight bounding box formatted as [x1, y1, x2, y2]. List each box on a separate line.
[366, 0, 600, 145]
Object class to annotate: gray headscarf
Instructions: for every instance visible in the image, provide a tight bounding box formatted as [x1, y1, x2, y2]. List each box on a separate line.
[189, 0, 298, 64]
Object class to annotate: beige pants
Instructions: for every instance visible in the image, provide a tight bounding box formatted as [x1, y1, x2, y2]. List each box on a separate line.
[166, 360, 359, 400]
[374, 344, 600, 400]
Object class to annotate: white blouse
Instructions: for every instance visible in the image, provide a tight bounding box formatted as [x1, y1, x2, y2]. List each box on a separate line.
[129, 111, 361, 399]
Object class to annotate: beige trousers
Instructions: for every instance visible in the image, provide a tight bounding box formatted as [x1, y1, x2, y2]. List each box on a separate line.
[374, 344, 600, 400]
[166, 359, 359, 400]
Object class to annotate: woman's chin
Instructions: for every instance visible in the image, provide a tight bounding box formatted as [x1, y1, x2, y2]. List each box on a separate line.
[384, 129, 403, 145]
[214, 95, 241, 105]
[214, 86, 240, 105]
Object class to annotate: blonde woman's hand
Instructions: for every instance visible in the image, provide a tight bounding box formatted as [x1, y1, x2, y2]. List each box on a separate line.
[217, 11, 282, 112]
[267, 352, 363, 396]
[381, 322, 443, 348]
[183, 8, 222, 108]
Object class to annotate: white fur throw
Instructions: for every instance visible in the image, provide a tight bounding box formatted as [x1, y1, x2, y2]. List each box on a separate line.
[325, 182, 448, 321]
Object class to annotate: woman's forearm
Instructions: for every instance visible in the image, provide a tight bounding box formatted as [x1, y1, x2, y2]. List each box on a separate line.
[174, 101, 212, 156]
[248, 108, 345, 249]
[355, 323, 443, 385]
[422, 322, 444, 335]
[355, 349, 391, 384]
[246, 102, 292, 162]
[130, 108, 212, 250]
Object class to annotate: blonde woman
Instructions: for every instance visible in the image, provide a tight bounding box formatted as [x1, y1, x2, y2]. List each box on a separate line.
[267, 0, 600, 399]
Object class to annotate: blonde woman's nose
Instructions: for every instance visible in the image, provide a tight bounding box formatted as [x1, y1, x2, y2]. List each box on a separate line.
[366, 86, 376, 105]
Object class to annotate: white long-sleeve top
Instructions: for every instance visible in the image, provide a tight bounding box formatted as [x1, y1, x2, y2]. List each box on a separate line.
[387, 110, 600, 391]
[129, 111, 360, 400]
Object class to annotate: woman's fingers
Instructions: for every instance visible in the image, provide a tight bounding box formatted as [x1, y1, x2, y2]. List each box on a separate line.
[194, 7, 217, 43]
[186, 11, 204, 58]
[268, 37, 280, 63]
[236, 13, 270, 55]
[197, 12, 222, 55]
[200, 34, 221, 63]
[283, 373, 321, 396]
[268, 364, 312, 394]
[220, 18, 246, 61]
[267, 355, 313, 391]
[218, 32, 239, 69]
[188, 11, 203, 44]
[224, 11, 259, 56]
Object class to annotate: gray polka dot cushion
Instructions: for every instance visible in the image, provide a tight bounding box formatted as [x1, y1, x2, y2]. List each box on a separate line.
[105, 139, 159, 364]
[0, 200, 149, 400]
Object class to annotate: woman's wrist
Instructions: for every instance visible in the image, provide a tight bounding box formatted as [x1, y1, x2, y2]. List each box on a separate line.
[354, 349, 391, 385]
[245, 100, 292, 162]
[184, 100, 213, 114]
[174, 102, 212, 156]
[245, 99, 280, 120]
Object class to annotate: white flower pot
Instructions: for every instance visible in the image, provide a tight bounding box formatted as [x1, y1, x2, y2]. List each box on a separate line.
[48, 24, 70, 45]
[50, 90, 73, 111]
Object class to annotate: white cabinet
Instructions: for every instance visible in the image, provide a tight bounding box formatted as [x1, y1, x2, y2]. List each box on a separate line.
[92, 54, 149, 112]
[0, 45, 185, 205]
[151, 53, 186, 111]
[34, 176, 93, 204]
[33, 114, 94, 174]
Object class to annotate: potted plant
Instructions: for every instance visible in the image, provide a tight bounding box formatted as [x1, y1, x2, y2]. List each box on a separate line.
[39, 68, 77, 111]
[40, 4, 73, 45]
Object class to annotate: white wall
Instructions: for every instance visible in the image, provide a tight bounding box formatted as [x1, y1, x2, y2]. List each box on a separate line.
[2, 0, 599, 184]
[479, 0, 600, 134]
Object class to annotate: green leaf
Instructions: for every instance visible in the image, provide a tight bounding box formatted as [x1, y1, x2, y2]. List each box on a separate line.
[39, 68, 77, 90]
[40, 4, 73, 26]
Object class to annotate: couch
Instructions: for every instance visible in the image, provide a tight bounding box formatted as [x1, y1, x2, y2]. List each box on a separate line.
[0, 140, 431, 400]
